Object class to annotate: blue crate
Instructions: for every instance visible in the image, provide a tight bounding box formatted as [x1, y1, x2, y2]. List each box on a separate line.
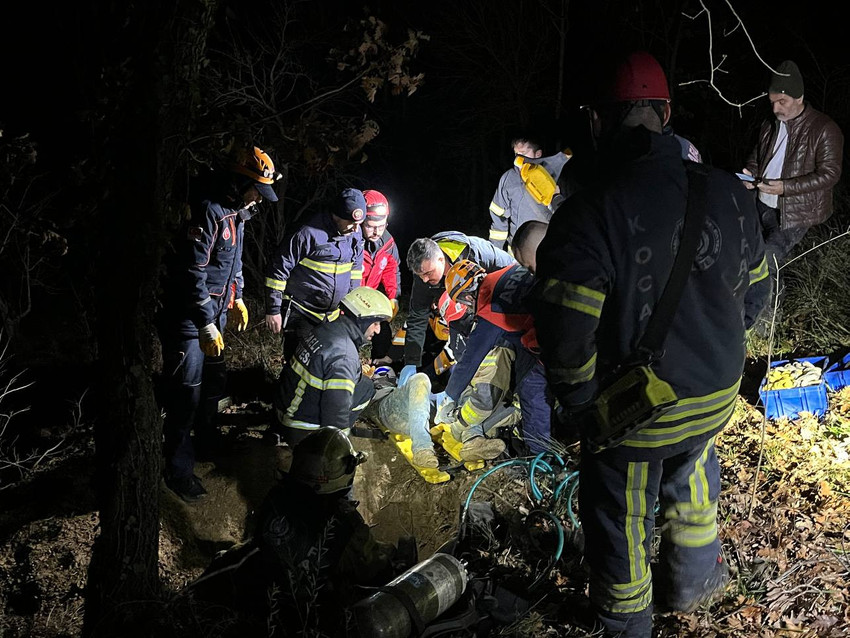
[758, 356, 829, 420]
[824, 352, 850, 391]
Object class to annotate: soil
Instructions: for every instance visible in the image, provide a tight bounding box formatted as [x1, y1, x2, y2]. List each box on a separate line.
[2, 365, 850, 637]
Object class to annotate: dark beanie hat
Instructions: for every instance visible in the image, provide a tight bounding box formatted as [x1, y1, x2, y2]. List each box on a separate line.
[769, 60, 804, 99]
[334, 188, 367, 222]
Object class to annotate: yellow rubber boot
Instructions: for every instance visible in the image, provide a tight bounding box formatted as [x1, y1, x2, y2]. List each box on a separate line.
[383, 427, 450, 484]
[430, 423, 485, 472]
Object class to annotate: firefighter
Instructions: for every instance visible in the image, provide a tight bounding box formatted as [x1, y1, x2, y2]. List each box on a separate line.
[157, 146, 281, 502]
[274, 286, 394, 447]
[400, 232, 515, 387]
[531, 51, 769, 637]
[434, 253, 553, 459]
[264, 188, 366, 362]
[488, 135, 574, 251]
[360, 189, 401, 363]
[185, 427, 410, 635]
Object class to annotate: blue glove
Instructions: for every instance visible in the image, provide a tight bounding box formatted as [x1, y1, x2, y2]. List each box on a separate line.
[398, 364, 417, 387]
[430, 390, 448, 405]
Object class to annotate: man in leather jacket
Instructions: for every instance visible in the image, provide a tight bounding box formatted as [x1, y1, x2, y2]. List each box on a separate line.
[742, 60, 843, 328]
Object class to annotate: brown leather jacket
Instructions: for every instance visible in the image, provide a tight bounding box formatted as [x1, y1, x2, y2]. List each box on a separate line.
[746, 104, 843, 230]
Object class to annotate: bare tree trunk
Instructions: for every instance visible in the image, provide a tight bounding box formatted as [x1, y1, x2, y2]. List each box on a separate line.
[83, 2, 218, 635]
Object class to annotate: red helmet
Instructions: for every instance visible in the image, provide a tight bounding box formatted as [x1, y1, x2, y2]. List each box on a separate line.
[363, 189, 390, 221]
[608, 51, 670, 103]
[438, 291, 467, 325]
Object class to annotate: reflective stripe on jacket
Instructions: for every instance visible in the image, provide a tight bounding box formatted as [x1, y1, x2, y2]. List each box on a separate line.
[405, 232, 515, 366]
[489, 167, 555, 250]
[533, 129, 769, 460]
[161, 190, 246, 336]
[446, 263, 536, 401]
[276, 315, 373, 430]
[265, 211, 364, 316]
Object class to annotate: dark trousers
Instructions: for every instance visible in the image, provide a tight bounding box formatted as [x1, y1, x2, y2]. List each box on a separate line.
[579, 437, 721, 638]
[159, 314, 227, 481]
[516, 360, 554, 455]
[758, 203, 810, 323]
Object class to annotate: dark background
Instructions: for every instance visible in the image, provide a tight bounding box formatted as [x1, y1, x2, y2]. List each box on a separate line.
[0, 0, 847, 384]
[0, 3, 848, 630]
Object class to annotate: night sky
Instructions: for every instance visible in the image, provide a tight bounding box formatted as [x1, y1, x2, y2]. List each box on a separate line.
[1, 0, 847, 296]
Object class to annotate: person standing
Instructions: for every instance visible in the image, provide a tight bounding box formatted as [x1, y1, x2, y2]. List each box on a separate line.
[488, 136, 572, 251]
[531, 51, 769, 637]
[360, 189, 401, 363]
[157, 146, 280, 502]
[742, 60, 843, 328]
[264, 188, 366, 361]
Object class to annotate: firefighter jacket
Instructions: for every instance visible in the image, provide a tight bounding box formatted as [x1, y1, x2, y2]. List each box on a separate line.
[745, 104, 844, 230]
[405, 232, 515, 367]
[363, 231, 401, 299]
[276, 314, 375, 431]
[265, 211, 364, 322]
[532, 128, 770, 460]
[445, 264, 537, 402]
[160, 178, 249, 338]
[488, 167, 555, 250]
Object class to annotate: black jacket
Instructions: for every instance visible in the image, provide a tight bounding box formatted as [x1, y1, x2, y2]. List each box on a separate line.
[533, 127, 769, 459]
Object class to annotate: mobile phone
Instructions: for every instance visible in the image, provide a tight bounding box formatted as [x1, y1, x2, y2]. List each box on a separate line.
[735, 172, 756, 182]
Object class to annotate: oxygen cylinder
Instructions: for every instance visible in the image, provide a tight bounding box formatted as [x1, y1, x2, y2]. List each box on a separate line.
[351, 552, 468, 638]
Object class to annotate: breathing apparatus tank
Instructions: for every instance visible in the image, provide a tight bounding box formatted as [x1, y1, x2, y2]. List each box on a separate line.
[351, 552, 468, 637]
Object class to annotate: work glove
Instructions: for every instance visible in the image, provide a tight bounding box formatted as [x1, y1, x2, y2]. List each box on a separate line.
[435, 397, 457, 425]
[430, 390, 448, 406]
[398, 364, 417, 388]
[228, 298, 249, 331]
[199, 323, 224, 357]
[390, 298, 399, 320]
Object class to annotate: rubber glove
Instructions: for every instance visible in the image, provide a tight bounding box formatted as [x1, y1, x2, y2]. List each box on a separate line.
[228, 298, 249, 331]
[435, 397, 457, 425]
[398, 364, 417, 387]
[199, 323, 224, 357]
[430, 390, 448, 406]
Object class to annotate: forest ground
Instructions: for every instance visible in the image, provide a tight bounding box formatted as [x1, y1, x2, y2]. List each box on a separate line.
[1, 319, 849, 637]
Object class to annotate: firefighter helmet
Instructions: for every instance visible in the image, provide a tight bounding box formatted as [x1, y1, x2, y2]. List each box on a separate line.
[445, 259, 486, 306]
[341, 286, 394, 324]
[229, 146, 281, 202]
[289, 427, 365, 494]
[607, 51, 670, 103]
[363, 189, 390, 221]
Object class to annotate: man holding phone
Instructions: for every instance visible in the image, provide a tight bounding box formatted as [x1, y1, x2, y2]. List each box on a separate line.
[741, 60, 843, 332]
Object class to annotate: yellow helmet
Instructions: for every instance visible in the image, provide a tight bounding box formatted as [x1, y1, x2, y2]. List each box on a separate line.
[444, 259, 486, 306]
[341, 286, 394, 323]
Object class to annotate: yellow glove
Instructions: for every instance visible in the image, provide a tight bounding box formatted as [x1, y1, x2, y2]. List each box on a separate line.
[390, 298, 399, 320]
[199, 323, 224, 357]
[228, 298, 249, 331]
